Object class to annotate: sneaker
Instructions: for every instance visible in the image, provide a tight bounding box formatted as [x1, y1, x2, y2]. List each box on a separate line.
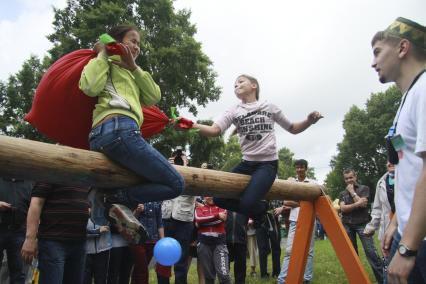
[250, 271, 257, 277]
[107, 204, 148, 244]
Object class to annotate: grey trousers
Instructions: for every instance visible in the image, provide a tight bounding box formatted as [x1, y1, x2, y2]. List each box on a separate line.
[197, 243, 232, 284]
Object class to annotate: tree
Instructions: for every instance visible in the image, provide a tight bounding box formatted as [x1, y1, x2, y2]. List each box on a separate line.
[220, 135, 242, 172]
[277, 147, 295, 179]
[48, 0, 221, 116]
[325, 85, 401, 199]
[188, 120, 225, 168]
[1, 0, 221, 152]
[218, 141, 317, 180]
[0, 56, 51, 141]
[146, 119, 225, 168]
[277, 147, 316, 180]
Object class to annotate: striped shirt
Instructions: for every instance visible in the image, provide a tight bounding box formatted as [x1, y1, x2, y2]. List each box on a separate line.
[32, 182, 89, 241]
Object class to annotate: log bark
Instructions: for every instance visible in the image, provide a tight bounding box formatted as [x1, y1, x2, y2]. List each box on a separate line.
[0, 135, 322, 201]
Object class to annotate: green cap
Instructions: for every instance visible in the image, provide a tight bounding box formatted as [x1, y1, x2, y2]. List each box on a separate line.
[385, 17, 426, 49]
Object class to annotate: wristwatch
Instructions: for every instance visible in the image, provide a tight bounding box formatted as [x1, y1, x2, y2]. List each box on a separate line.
[398, 243, 417, 257]
[351, 192, 357, 198]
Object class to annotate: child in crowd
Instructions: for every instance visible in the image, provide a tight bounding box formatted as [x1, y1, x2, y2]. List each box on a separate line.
[179, 74, 322, 219]
[195, 197, 231, 284]
[247, 218, 258, 277]
[226, 211, 248, 284]
[158, 149, 195, 284]
[131, 202, 169, 284]
[84, 189, 112, 284]
[79, 24, 184, 242]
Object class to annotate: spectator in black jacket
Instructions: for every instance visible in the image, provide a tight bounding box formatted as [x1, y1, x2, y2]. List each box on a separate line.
[256, 200, 282, 278]
[0, 177, 33, 284]
[225, 211, 248, 284]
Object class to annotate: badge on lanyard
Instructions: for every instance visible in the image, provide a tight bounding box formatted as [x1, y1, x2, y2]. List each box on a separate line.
[390, 134, 405, 151]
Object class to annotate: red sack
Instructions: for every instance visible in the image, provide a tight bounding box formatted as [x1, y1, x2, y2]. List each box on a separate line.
[25, 49, 170, 149]
[141, 106, 170, 138]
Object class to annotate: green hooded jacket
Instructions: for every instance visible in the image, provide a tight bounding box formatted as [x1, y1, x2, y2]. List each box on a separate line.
[79, 52, 161, 127]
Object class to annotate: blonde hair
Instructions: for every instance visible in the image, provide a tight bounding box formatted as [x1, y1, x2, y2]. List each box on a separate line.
[238, 74, 260, 100]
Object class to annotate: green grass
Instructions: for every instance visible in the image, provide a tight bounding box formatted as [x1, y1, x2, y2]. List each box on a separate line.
[151, 236, 381, 284]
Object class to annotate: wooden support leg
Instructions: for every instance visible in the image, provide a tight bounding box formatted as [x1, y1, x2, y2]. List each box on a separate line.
[286, 201, 315, 283]
[315, 196, 371, 284]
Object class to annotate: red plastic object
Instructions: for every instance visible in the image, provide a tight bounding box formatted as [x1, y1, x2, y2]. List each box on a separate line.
[141, 106, 170, 138]
[105, 43, 123, 55]
[25, 49, 170, 149]
[176, 117, 194, 129]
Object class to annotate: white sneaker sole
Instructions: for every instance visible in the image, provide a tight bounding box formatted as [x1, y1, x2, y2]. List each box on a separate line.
[108, 204, 147, 244]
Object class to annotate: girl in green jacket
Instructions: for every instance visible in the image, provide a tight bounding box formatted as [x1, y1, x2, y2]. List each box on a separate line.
[80, 25, 184, 242]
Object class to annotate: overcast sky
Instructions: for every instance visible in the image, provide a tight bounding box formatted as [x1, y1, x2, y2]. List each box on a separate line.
[1, 0, 425, 183]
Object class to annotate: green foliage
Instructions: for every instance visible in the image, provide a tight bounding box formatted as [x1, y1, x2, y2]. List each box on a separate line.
[218, 142, 317, 180]
[277, 147, 295, 179]
[47, 0, 221, 118]
[220, 135, 242, 172]
[148, 125, 192, 159]
[1, 0, 221, 158]
[325, 85, 401, 199]
[0, 56, 51, 141]
[188, 120, 225, 169]
[147, 119, 225, 169]
[277, 147, 316, 180]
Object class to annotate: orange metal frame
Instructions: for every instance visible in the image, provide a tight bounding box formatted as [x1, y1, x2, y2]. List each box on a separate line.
[286, 196, 372, 284]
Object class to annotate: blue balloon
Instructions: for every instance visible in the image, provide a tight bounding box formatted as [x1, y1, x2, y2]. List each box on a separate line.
[154, 237, 182, 266]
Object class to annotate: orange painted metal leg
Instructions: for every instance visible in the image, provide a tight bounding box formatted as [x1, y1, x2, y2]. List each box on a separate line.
[315, 196, 371, 284]
[286, 201, 316, 284]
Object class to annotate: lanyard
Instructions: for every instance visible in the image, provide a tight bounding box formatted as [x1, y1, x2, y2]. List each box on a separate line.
[389, 69, 426, 136]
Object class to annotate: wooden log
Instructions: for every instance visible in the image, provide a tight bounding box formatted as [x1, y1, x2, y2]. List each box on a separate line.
[0, 135, 322, 201]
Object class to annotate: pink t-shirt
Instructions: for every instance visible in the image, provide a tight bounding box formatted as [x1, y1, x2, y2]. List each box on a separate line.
[214, 100, 291, 161]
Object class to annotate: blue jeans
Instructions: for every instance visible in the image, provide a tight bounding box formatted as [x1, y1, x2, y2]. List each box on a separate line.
[343, 223, 383, 283]
[315, 218, 325, 240]
[214, 160, 278, 216]
[38, 239, 86, 284]
[0, 229, 26, 284]
[277, 221, 315, 283]
[388, 231, 426, 284]
[89, 116, 184, 207]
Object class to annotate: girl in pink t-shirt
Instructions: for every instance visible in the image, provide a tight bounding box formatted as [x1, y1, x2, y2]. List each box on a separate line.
[180, 74, 322, 218]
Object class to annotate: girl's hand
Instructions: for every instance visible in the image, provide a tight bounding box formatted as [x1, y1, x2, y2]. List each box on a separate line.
[111, 43, 138, 71]
[307, 111, 323, 124]
[174, 117, 194, 130]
